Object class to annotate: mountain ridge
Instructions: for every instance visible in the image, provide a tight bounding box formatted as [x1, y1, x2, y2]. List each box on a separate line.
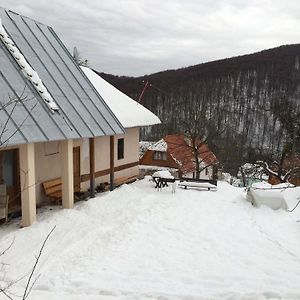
[99, 44, 300, 79]
[97, 44, 300, 173]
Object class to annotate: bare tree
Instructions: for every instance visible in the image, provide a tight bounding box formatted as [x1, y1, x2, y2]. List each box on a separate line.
[255, 106, 300, 185]
[167, 138, 216, 179]
[0, 226, 56, 300]
[257, 154, 300, 184]
[179, 95, 220, 179]
[0, 91, 38, 216]
[0, 91, 45, 299]
[0, 91, 37, 148]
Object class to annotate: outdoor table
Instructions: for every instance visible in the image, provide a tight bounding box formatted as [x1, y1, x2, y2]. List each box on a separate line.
[152, 170, 175, 190]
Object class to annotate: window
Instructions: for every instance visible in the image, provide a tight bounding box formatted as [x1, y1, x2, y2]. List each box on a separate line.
[1, 150, 17, 187]
[3, 151, 14, 186]
[153, 151, 167, 161]
[118, 138, 124, 160]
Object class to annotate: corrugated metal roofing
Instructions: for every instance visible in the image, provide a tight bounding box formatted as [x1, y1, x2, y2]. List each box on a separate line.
[0, 8, 125, 147]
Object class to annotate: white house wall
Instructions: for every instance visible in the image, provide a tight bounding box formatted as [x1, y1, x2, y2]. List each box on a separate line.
[113, 126, 140, 179]
[200, 166, 213, 179]
[34, 141, 61, 203]
[185, 166, 214, 180]
[81, 127, 140, 189]
[34, 127, 140, 203]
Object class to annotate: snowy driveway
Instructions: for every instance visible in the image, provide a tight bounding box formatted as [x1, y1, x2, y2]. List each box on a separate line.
[1, 179, 300, 299]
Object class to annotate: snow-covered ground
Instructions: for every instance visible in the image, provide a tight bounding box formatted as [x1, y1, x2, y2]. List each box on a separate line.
[1, 178, 300, 300]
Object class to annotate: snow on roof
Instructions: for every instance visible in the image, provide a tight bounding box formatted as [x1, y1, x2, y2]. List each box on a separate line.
[81, 67, 161, 128]
[148, 139, 168, 152]
[0, 18, 59, 113]
[163, 134, 218, 174]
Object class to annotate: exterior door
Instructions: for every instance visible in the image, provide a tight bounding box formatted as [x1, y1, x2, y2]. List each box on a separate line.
[73, 147, 81, 193]
[0, 149, 20, 211]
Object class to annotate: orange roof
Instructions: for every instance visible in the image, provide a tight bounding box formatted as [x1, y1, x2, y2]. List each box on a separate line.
[283, 153, 300, 168]
[163, 134, 218, 174]
[270, 153, 300, 171]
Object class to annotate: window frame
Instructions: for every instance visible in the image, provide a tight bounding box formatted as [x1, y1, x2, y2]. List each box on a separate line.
[153, 151, 167, 161]
[117, 138, 125, 160]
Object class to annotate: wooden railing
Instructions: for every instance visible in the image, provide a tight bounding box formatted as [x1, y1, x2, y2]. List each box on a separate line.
[80, 161, 139, 183]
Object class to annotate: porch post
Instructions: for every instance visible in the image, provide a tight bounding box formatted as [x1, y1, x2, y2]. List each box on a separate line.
[61, 139, 74, 209]
[0, 151, 3, 183]
[89, 137, 95, 198]
[110, 135, 114, 191]
[19, 143, 36, 227]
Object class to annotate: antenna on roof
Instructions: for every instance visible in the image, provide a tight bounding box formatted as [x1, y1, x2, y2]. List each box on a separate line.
[73, 46, 89, 67]
[137, 80, 150, 104]
[73, 46, 80, 64]
[137, 80, 170, 104]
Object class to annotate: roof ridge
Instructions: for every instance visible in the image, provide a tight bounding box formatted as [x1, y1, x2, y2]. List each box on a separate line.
[0, 7, 49, 27]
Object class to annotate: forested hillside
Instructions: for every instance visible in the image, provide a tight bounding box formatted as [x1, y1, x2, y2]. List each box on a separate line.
[98, 45, 300, 173]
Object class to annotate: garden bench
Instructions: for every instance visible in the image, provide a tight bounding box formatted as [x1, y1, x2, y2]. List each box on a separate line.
[42, 177, 62, 200]
[178, 181, 217, 191]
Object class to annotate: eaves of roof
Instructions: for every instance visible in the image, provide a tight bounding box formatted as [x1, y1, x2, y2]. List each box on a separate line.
[0, 8, 125, 147]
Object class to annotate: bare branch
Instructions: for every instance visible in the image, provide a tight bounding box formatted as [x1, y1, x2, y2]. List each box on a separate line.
[0, 99, 18, 141]
[0, 238, 15, 257]
[0, 288, 14, 300]
[22, 226, 56, 300]
[24, 274, 41, 300]
[0, 89, 37, 148]
[0, 101, 38, 148]
[0, 227, 56, 300]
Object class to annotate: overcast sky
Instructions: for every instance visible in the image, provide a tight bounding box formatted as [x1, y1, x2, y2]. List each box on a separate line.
[1, 0, 299, 76]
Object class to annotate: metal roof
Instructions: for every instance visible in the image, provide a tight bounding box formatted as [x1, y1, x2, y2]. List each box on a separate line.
[0, 8, 125, 147]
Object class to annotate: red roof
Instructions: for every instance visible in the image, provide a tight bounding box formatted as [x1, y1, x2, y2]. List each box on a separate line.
[163, 134, 218, 174]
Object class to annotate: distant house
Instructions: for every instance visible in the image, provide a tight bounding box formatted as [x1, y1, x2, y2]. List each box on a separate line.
[0, 8, 159, 226]
[268, 153, 300, 186]
[140, 134, 218, 179]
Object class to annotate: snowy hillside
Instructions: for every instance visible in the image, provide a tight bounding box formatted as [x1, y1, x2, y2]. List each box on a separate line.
[1, 179, 300, 299]
[102, 44, 300, 173]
